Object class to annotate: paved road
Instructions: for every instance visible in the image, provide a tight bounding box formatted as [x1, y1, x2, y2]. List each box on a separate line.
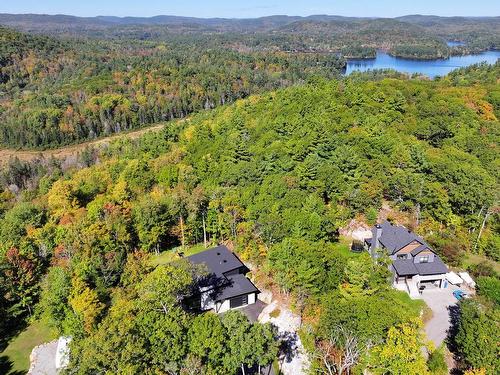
[420, 285, 461, 346]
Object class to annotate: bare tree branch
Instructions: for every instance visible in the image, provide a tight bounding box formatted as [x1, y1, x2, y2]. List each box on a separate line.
[312, 325, 367, 375]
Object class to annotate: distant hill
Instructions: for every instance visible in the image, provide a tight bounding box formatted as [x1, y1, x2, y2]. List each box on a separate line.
[0, 13, 369, 29]
[0, 14, 497, 53]
[0, 13, 497, 33]
[396, 14, 500, 25]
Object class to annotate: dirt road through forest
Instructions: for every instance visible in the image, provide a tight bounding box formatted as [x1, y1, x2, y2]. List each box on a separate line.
[0, 123, 165, 165]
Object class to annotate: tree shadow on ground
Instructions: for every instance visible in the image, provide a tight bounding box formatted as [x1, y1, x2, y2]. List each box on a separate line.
[278, 331, 298, 364]
[0, 319, 28, 353]
[0, 355, 25, 375]
[446, 304, 464, 375]
[0, 316, 29, 352]
[0, 316, 30, 375]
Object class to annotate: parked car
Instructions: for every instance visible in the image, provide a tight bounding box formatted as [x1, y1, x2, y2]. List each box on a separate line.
[453, 290, 468, 300]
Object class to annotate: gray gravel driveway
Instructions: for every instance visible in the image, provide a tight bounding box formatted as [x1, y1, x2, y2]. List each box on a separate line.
[420, 285, 462, 346]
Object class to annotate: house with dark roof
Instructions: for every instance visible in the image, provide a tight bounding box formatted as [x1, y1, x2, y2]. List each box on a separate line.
[187, 245, 259, 313]
[365, 221, 448, 298]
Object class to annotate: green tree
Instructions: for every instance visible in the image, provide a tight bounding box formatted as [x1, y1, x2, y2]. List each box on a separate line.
[476, 276, 500, 305]
[133, 195, 176, 254]
[222, 311, 254, 374]
[455, 300, 499, 372]
[0, 202, 45, 251]
[427, 347, 447, 375]
[68, 298, 148, 374]
[249, 322, 279, 374]
[137, 261, 195, 314]
[68, 276, 105, 334]
[137, 307, 190, 369]
[370, 320, 429, 375]
[39, 266, 71, 333]
[188, 313, 227, 371]
[0, 247, 42, 317]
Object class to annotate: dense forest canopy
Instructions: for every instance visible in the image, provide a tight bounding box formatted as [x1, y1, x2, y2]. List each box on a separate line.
[0, 13, 499, 373]
[1, 15, 499, 149]
[1, 15, 499, 150]
[0, 26, 347, 149]
[1, 14, 499, 58]
[0, 61, 499, 373]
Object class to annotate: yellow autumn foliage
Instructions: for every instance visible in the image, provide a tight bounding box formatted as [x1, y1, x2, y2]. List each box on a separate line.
[69, 277, 105, 334]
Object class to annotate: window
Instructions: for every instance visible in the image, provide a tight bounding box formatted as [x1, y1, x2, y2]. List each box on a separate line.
[230, 294, 248, 308]
[419, 256, 429, 263]
[396, 254, 407, 260]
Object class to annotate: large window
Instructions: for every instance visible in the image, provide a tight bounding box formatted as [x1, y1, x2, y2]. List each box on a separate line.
[419, 256, 429, 263]
[230, 294, 249, 308]
[396, 254, 407, 260]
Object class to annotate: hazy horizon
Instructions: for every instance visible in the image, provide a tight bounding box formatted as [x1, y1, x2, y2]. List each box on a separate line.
[1, 12, 499, 20]
[1, 0, 499, 19]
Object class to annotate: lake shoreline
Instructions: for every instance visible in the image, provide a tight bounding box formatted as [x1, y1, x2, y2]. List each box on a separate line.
[345, 50, 500, 78]
[346, 48, 500, 62]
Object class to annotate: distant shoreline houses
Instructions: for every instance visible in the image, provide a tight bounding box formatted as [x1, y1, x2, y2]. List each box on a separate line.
[365, 221, 448, 298]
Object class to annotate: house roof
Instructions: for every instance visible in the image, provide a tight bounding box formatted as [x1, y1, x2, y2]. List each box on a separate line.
[187, 245, 258, 300]
[188, 245, 246, 277]
[415, 257, 448, 275]
[213, 274, 259, 301]
[393, 257, 448, 277]
[371, 221, 433, 255]
[410, 244, 429, 256]
[392, 259, 418, 276]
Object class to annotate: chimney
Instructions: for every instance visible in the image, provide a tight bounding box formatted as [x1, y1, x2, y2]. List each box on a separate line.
[375, 224, 382, 248]
[372, 224, 382, 257]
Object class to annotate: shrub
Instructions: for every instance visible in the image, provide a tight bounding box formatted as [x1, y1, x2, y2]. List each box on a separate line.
[476, 276, 500, 305]
[427, 347, 447, 375]
[269, 308, 281, 319]
[467, 261, 497, 278]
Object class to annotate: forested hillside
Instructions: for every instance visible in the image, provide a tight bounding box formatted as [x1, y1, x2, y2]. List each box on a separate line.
[1, 15, 499, 150]
[0, 26, 345, 149]
[0, 63, 498, 373]
[1, 13, 498, 57]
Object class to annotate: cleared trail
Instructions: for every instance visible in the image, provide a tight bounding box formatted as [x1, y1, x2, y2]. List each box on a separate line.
[0, 123, 165, 165]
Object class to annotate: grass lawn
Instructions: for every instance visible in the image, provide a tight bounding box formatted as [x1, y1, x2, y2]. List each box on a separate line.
[463, 253, 500, 274]
[0, 320, 57, 374]
[336, 238, 364, 258]
[150, 243, 209, 266]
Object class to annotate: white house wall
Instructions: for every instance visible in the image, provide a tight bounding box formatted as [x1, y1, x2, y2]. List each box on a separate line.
[248, 293, 256, 305]
[214, 292, 257, 313]
[412, 274, 446, 287]
[216, 299, 232, 313]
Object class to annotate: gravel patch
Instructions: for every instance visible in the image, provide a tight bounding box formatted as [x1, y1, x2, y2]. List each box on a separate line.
[28, 340, 57, 375]
[259, 301, 310, 375]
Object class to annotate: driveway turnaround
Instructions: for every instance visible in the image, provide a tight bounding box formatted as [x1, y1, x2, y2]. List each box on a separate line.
[420, 285, 461, 346]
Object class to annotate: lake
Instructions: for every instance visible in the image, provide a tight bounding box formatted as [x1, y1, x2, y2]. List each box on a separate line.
[446, 41, 466, 47]
[345, 50, 500, 78]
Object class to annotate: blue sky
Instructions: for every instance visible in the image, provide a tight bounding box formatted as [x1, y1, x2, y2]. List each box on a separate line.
[1, 0, 499, 18]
